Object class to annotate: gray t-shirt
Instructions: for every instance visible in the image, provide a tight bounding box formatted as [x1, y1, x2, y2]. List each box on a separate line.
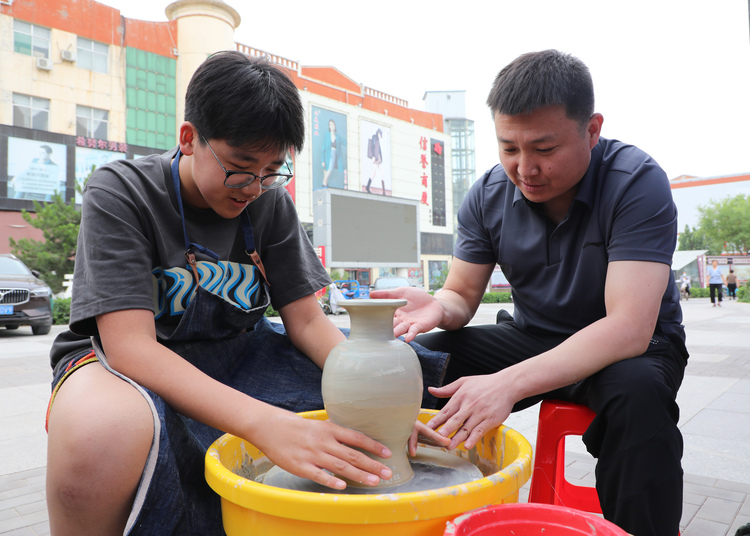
[51, 148, 329, 370]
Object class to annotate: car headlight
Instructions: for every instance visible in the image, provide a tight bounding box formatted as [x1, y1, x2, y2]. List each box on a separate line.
[31, 287, 51, 297]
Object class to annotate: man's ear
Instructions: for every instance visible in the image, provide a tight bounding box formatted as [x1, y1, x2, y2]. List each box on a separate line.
[587, 113, 604, 150]
[178, 122, 198, 156]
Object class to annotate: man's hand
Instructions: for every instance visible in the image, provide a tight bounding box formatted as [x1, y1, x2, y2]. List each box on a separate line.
[373, 260, 495, 340]
[407, 419, 452, 456]
[253, 410, 394, 490]
[369, 287, 444, 342]
[425, 372, 514, 450]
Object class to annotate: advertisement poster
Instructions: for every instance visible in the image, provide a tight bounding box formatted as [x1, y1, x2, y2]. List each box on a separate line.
[311, 106, 348, 190]
[74, 147, 125, 203]
[360, 120, 391, 196]
[408, 267, 423, 287]
[7, 138, 67, 201]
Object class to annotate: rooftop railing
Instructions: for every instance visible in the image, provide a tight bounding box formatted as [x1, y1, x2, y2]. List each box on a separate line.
[235, 42, 408, 108]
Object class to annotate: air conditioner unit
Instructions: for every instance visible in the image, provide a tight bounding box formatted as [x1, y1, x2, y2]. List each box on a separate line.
[36, 57, 53, 71]
[61, 49, 76, 62]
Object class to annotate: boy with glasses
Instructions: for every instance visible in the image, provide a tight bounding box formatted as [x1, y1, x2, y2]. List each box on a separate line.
[46, 51, 447, 535]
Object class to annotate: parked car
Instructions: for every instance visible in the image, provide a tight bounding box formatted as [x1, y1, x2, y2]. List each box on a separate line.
[0, 254, 53, 335]
[371, 276, 410, 291]
[333, 280, 370, 299]
[490, 266, 512, 290]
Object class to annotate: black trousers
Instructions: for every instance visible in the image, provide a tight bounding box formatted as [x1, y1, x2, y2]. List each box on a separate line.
[415, 310, 688, 536]
[710, 283, 723, 304]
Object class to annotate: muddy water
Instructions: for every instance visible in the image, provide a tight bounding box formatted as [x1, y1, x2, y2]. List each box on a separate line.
[257, 446, 484, 495]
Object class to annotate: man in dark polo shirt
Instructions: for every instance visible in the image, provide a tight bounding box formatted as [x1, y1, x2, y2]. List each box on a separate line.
[371, 49, 687, 536]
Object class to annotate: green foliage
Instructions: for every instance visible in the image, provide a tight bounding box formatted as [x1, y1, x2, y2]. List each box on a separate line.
[75, 165, 95, 194]
[431, 264, 450, 291]
[9, 194, 81, 293]
[677, 285, 750, 301]
[481, 291, 513, 303]
[737, 285, 748, 302]
[264, 305, 280, 317]
[696, 194, 750, 255]
[685, 286, 710, 298]
[53, 297, 71, 325]
[677, 225, 712, 252]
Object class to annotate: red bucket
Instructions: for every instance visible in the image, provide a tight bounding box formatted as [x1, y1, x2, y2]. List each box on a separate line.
[445, 503, 630, 535]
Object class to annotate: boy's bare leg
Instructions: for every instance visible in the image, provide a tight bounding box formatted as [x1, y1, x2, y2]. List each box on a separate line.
[47, 362, 154, 536]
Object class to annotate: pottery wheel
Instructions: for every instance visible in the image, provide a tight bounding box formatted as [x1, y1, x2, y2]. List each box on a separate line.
[258, 446, 484, 494]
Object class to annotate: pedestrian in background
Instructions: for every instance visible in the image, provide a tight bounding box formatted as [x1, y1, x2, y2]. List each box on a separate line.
[726, 269, 738, 300]
[680, 271, 691, 300]
[706, 259, 725, 307]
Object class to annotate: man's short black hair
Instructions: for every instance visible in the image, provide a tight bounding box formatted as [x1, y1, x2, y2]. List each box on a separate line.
[486, 49, 594, 127]
[185, 51, 304, 153]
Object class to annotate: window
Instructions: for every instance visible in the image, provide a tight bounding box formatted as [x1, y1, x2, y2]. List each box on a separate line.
[14, 20, 51, 59]
[77, 37, 108, 74]
[13, 94, 50, 130]
[76, 105, 108, 139]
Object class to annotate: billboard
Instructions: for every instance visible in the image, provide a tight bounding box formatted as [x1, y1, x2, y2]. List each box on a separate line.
[430, 138, 446, 227]
[313, 188, 419, 267]
[74, 147, 126, 203]
[311, 106, 348, 191]
[360, 120, 391, 196]
[7, 138, 67, 201]
[0, 125, 160, 213]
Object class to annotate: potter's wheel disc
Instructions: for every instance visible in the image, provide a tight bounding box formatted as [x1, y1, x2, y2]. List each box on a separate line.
[260, 447, 483, 495]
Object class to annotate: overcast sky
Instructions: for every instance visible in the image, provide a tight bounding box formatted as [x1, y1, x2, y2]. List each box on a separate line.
[98, 0, 750, 181]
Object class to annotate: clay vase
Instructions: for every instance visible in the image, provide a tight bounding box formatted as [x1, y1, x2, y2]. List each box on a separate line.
[321, 298, 423, 488]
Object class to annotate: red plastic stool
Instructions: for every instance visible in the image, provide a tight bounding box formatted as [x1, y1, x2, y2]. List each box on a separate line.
[528, 400, 681, 536]
[528, 400, 601, 513]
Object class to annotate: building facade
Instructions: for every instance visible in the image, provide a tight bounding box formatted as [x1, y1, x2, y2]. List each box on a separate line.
[0, 0, 453, 290]
[423, 91, 476, 244]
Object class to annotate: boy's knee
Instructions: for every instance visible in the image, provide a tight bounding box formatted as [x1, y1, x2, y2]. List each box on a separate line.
[47, 369, 154, 505]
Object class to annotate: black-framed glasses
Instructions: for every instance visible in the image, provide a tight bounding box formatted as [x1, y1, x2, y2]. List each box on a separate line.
[200, 133, 293, 190]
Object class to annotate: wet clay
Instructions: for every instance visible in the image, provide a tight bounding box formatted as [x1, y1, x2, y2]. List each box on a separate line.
[255, 298, 486, 496]
[321, 299, 423, 487]
[260, 446, 484, 494]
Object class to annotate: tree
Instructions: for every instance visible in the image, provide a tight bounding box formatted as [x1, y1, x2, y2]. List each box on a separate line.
[430, 263, 450, 290]
[677, 224, 712, 252]
[696, 194, 750, 255]
[9, 194, 81, 293]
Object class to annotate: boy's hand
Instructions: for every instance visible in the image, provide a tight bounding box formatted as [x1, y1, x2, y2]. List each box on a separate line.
[253, 411, 393, 490]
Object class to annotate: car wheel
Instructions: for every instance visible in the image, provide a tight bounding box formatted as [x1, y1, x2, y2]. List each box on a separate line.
[5, 325, 19, 330]
[32, 322, 52, 335]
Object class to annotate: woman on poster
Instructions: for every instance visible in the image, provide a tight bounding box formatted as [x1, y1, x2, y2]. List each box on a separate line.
[365, 129, 384, 195]
[321, 119, 345, 188]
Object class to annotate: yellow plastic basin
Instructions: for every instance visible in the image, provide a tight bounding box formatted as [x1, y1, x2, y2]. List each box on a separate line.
[205, 409, 532, 536]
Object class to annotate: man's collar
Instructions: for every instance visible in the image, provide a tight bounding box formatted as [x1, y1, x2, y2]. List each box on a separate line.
[573, 138, 604, 210]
